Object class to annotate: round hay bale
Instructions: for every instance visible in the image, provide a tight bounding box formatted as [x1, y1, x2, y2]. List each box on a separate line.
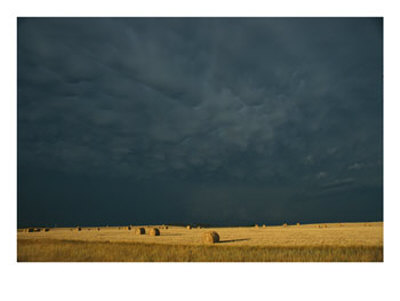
[262, 224, 266, 228]
[254, 224, 259, 228]
[97, 227, 101, 231]
[149, 228, 160, 236]
[76, 226, 82, 231]
[203, 231, 220, 244]
[283, 223, 288, 227]
[165, 226, 168, 229]
[44, 228, 50, 232]
[296, 222, 300, 226]
[186, 225, 192, 230]
[136, 227, 145, 235]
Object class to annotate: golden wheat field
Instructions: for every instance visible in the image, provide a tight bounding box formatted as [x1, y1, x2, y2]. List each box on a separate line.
[17, 222, 383, 262]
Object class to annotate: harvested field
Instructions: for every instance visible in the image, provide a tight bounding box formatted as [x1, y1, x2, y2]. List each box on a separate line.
[17, 222, 383, 262]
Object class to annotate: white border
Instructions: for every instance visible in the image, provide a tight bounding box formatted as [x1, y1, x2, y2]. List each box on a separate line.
[8, 0, 385, 17]
[1, 1, 399, 301]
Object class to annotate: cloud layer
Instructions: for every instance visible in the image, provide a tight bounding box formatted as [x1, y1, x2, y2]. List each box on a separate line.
[17, 18, 383, 226]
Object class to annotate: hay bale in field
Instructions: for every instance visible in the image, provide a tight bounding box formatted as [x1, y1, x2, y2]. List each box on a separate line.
[254, 224, 259, 228]
[97, 227, 101, 231]
[44, 228, 50, 232]
[203, 231, 220, 244]
[165, 226, 168, 230]
[296, 222, 300, 226]
[76, 226, 82, 231]
[136, 227, 145, 235]
[186, 225, 192, 230]
[149, 228, 160, 236]
[324, 224, 328, 228]
[262, 224, 266, 228]
[283, 223, 288, 227]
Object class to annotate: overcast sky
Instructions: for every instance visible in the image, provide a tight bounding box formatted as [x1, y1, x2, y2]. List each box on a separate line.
[17, 18, 383, 227]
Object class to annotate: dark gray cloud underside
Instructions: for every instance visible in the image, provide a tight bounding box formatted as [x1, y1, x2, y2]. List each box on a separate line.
[18, 18, 383, 226]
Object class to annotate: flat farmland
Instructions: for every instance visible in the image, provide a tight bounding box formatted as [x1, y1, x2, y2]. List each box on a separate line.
[17, 222, 383, 262]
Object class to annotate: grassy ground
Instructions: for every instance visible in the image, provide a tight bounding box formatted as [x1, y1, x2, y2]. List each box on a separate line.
[17, 238, 383, 262]
[17, 222, 383, 262]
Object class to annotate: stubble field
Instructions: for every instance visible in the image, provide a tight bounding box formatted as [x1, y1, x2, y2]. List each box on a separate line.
[17, 222, 383, 262]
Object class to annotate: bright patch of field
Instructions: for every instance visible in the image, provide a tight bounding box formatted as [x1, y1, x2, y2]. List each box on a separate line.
[17, 239, 382, 262]
[17, 222, 383, 262]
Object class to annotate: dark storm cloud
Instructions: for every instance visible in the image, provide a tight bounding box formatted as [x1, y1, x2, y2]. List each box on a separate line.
[18, 18, 383, 226]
